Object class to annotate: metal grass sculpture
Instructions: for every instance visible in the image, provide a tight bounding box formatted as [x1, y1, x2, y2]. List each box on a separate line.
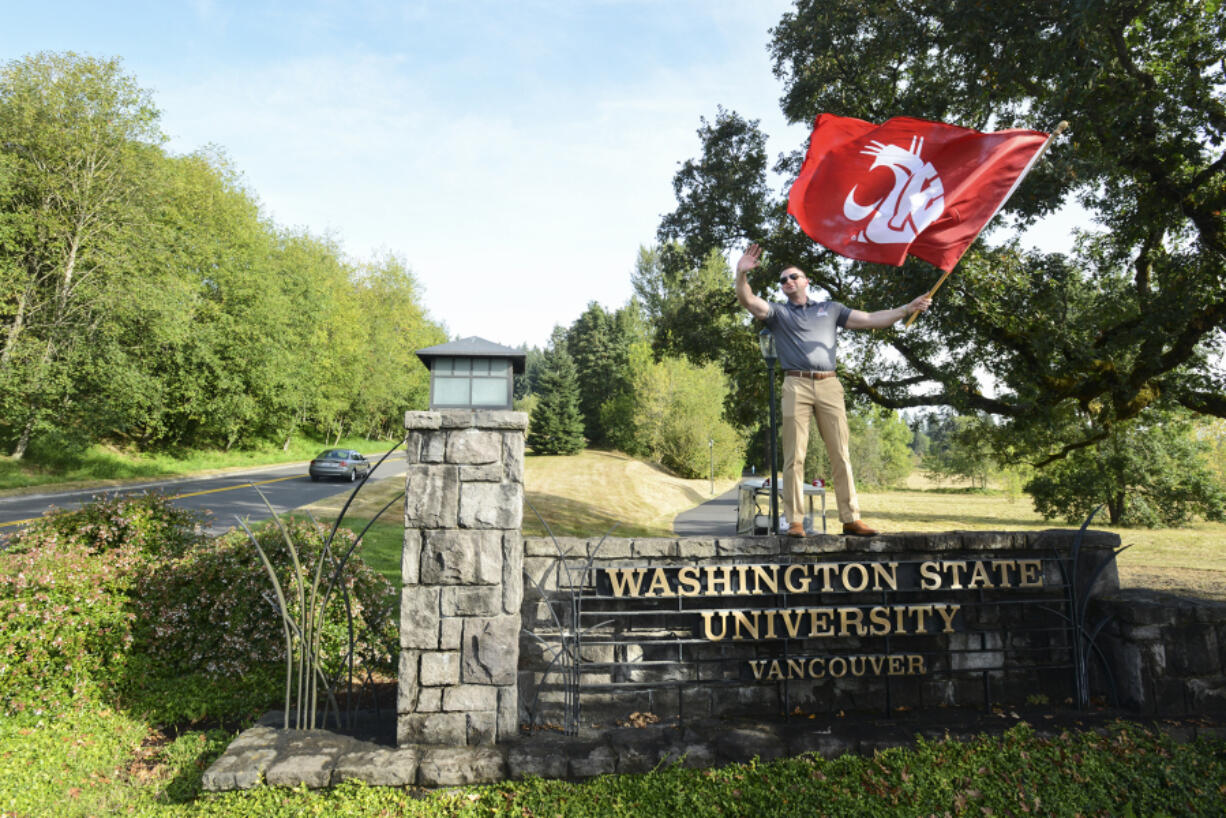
[240, 442, 405, 730]
[520, 498, 616, 735]
[1037, 505, 1129, 709]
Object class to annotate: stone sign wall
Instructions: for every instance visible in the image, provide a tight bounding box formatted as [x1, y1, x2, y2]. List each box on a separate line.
[519, 531, 1121, 727]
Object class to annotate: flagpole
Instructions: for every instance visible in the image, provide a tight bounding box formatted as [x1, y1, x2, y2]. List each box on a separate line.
[905, 120, 1068, 328]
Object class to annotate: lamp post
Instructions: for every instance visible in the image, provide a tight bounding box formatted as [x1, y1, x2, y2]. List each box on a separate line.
[708, 437, 714, 496]
[758, 329, 780, 535]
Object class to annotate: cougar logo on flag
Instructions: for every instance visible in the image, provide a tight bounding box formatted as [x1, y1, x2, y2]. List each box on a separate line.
[843, 136, 945, 245]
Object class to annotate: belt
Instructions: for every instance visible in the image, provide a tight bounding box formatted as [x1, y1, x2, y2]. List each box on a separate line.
[784, 370, 836, 380]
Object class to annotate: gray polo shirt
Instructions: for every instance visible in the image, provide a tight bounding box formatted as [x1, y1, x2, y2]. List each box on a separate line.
[764, 299, 851, 371]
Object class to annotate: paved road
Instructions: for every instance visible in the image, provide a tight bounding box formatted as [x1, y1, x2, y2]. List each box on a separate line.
[0, 450, 408, 537]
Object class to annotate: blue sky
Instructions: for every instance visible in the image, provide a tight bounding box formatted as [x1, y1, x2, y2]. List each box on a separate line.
[4, 1, 1078, 348]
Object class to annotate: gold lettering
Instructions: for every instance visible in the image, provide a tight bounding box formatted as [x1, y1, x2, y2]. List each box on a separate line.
[646, 567, 672, 597]
[919, 560, 942, 590]
[829, 657, 847, 678]
[784, 564, 810, 593]
[751, 565, 779, 595]
[868, 606, 892, 636]
[766, 660, 784, 681]
[909, 604, 934, 634]
[872, 562, 899, 591]
[607, 568, 646, 597]
[809, 608, 834, 638]
[808, 658, 826, 678]
[990, 560, 1017, 588]
[869, 655, 885, 675]
[849, 656, 866, 677]
[842, 563, 869, 592]
[945, 561, 968, 590]
[705, 565, 734, 595]
[967, 560, 993, 590]
[701, 611, 728, 641]
[1018, 559, 1043, 588]
[763, 609, 778, 640]
[787, 659, 805, 679]
[780, 609, 805, 638]
[748, 659, 768, 680]
[677, 566, 701, 596]
[888, 655, 905, 675]
[732, 610, 760, 640]
[908, 655, 926, 675]
[934, 604, 960, 633]
[838, 607, 867, 636]
[735, 564, 750, 594]
[815, 563, 838, 592]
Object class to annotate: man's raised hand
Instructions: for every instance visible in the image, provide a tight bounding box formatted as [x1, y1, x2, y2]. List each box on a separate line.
[736, 243, 763, 275]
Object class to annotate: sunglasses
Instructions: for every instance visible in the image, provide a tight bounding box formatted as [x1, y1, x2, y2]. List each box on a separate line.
[779, 273, 802, 284]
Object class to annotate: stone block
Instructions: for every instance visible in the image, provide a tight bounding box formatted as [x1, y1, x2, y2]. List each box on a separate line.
[398, 712, 468, 746]
[405, 464, 459, 528]
[462, 615, 521, 685]
[440, 411, 476, 429]
[332, 748, 419, 787]
[1170, 625, 1220, 676]
[526, 537, 577, 557]
[590, 537, 632, 558]
[497, 685, 519, 740]
[397, 650, 419, 713]
[266, 750, 339, 789]
[569, 743, 616, 778]
[507, 736, 570, 779]
[459, 481, 523, 529]
[420, 651, 461, 686]
[447, 429, 502, 464]
[632, 538, 678, 558]
[421, 529, 503, 585]
[402, 529, 422, 585]
[201, 745, 278, 791]
[420, 431, 446, 463]
[467, 710, 498, 745]
[461, 463, 503, 481]
[440, 617, 463, 650]
[679, 539, 718, 558]
[503, 532, 524, 613]
[403, 434, 422, 464]
[405, 411, 442, 430]
[717, 537, 780, 557]
[443, 684, 499, 712]
[473, 410, 529, 430]
[441, 586, 502, 617]
[503, 432, 525, 482]
[416, 746, 506, 786]
[400, 586, 440, 649]
[415, 687, 443, 712]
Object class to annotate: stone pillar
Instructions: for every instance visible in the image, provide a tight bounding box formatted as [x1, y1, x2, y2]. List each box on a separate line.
[399, 410, 526, 746]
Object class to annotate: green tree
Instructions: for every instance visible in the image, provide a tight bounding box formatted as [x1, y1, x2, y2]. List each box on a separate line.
[803, 404, 913, 489]
[0, 52, 162, 457]
[1024, 409, 1226, 526]
[922, 414, 997, 490]
[566, 302, 628, 446]
[527, 330, 585, 455]
[656, 0, 1226, 469]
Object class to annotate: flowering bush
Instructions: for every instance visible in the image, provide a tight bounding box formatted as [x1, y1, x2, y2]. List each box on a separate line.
[0, 538, 142, 715]
[132, 517, 397, 683]
[0, 495, 396, 723]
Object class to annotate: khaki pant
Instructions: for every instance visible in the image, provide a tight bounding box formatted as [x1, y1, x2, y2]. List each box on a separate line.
[781, 375, 860, 525]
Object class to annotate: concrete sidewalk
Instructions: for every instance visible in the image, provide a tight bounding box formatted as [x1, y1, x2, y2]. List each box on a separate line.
[672, 485, 742, 536]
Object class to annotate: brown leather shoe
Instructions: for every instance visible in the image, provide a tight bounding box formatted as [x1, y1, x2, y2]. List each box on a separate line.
[786, 522, 806, 537]
[842, 520, 879, 537]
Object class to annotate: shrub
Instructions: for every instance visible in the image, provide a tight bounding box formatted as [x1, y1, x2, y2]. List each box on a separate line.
[0, 538, 142, 715]
[130, 517, 397, 691]
[8, 491, 206, 558]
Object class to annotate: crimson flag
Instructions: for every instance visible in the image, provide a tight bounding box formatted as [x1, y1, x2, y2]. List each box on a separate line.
[787, 114, 1050, 272]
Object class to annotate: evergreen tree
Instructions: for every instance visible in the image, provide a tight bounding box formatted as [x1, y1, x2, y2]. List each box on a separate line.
[527, 331, 585, 455]
[567, 302, 632, 446]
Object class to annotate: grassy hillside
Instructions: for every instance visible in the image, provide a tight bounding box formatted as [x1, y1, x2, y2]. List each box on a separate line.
[304, 449, 1225, 601]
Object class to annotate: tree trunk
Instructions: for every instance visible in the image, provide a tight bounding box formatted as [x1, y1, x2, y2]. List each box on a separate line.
[11, 415, 35, 459]
[1108, 493, 1125, 525]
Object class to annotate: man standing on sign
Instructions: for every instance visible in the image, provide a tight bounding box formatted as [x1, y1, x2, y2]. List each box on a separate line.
[735, 243, 931, 537]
